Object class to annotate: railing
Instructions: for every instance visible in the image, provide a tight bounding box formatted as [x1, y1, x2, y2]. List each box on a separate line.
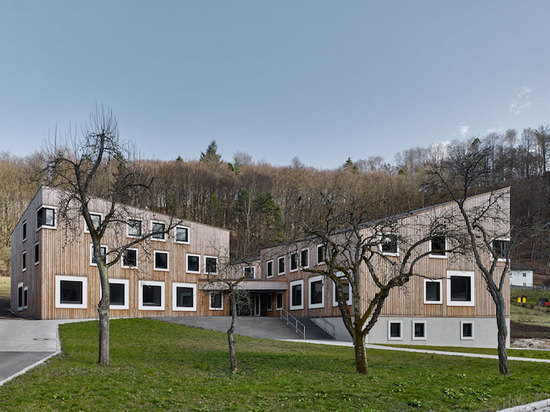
[279, 309, 305, 340]
[307, 308, 336, 339]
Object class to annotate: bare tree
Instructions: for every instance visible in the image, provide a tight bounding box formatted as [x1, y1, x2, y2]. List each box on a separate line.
[41, 107, 181, 366]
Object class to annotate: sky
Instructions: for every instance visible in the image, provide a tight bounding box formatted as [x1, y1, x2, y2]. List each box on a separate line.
[1, 1, 549, 168]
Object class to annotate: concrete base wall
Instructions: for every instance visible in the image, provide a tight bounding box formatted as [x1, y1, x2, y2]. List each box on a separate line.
[312, 316, 511, 348]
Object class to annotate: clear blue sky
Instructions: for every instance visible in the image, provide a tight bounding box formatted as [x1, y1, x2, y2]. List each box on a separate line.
[1, 1, 549, 168]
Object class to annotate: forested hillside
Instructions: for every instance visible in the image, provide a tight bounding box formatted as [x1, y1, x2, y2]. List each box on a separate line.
[1, 126, 549, 280]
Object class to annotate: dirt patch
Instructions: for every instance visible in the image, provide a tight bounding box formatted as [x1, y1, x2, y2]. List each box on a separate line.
[511, 320, 550, 339]
[512, 338, 550, 349]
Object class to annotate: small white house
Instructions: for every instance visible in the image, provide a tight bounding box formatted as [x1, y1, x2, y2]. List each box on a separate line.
[510, 263, 534, 287]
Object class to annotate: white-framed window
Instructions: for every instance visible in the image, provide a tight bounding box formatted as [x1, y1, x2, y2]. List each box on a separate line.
[380, 234, 399, 256]
[84, 213, 103, 233]
[317, 244, 325, 265]
[204, 256, 218, 275]
[290, 252, 298, 272]
[290, 279, 304, 310]
[55, 275, 88, 309]
[492, 238, 510, 262]
[17, 283, 23, 311]
[266, 293, 273, 311]
[34, 241, 40, 265]
[126, 218, 142, 238]
[276, 291, 283, 310]
[22, 251, 26, 272]
[109, 279, 129, 310]
[36, 206, 56, 230]
[424, 279, 442, 304]
[460, 321, 474, 340]
[308, 275, 324, 309]
[154, 250, 169, 271]
[266, 260, 274, 278]
[172, 282, 197, 311]
[186, 253, 201, 274]
[90, 244, 108, 266]
[121, 248, 138, 269]
[174, 225, 190, 244]
[429, 236, 447, 258]
[278, 256, 285, 275]
[300, 248, 309, 269]
[138, 280, 165, 310]
[209, 291, 223, 310]
[23, 286, 28, 310]
[243, 266, 255, 279]
[412, 320, 426, 340]
[22, 220, 27, 242]
[388, 320, 402, 340]
[151, 221, 167, 241]
[332, 274, 352, 307]
[447, 271, 475, 307]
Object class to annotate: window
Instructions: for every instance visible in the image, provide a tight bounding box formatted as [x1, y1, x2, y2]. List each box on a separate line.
[122, 248, 138, 268]
[290, 252, 298, 272]
[290, 280, 304, 310]
[55, 275, 87, 309]
[460, 321, 474, 340]
[17, 283, 23, 311]
[388, 321, 402, 340]
[204, 256, 218, 274]
[276, 292, 283, 310]
[266, 260, 273, 278]
[492, 239, 510, 261]
[209, 291, 223, 310]
[523, 273, 527, 278]
[22, 221, 27, 242]
[429, 236, 447, 258]
[412, 321, 426, 340]
[278, 256, 285, 275]
[109, 279, 129, 310]
[34, 241, 40, 265]
[266, 294, 273, 311]
[151, 221, 166, 241]
[154, 251, 169, 271]
[37, 206, 56, 229]
[126, 218, 142, 238]
[22, 251, 26, 271]
[381, 234, 398, 255]
[139, 281, 164, 310]
[300, 248, 309, 268]
[447, 271, 475, 306]
[174, 225, 190, 244]
[186, 254, 200, 273]
[424, 279, 442, 304]
[243, 266, 255, 279]
[308, 276, 324, 309]
[90, 245, 107, 266]
[84, 213, 102, 232]
[317, 244, 325, 264]
[23, 287, 28, 310]
[173, 283, 197, 311]
[332, 275, 352, 306]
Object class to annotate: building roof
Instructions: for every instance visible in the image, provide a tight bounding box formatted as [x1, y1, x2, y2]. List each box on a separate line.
[511, 262, 534, 271]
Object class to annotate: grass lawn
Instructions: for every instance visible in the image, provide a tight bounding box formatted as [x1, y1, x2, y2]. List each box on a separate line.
[0, 276, 10, 299]
[511, 288, 550, 303]
[0, 319, 549, 411]
[379, 344, 550, 360]
[511, 304, 550, 328]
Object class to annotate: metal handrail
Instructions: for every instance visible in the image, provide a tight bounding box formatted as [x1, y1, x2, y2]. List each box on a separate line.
[279, 309, 306, 339]
[307, 308, 336, 339]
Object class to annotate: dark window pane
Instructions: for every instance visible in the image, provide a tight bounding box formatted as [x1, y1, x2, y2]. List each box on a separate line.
[152, 222, 166, 240]
[462, 322, 473, 338]
[414, 323, 425, 338]
[175, 227, 189, 243]
[142, 285, 161, 306]
[37, 207, 55, 228]
[291, 284, 302, 307]
[390, 322, 401, 338]
[244, 267, 254, 279]
[176, 287, 194, 308]
[381, 234, 398, 254]
[278, 257, 285, 274]
[336, 282, 350, 303]
[123, 249, 137, 267]
[23, 289, 28, 307]
[22, 222, 26, 240]
[205, 257, 217, 274]
[317, 245, 325, 263]
[18, 286, 23, 308]
[34, 243, 40, 263]
[492, 240, 509, 259]
[290, 253, 298, 270]
[276, 292, 283, 309]
[210, 292, 222, 309]
[110, 283, 125, 306]
[431, 236, 446, 255]
[127, 219, 142, 237]
[155, 252, 168, 269]
[310, 280, 323, 304]
[300, 249, 309, 267]
[425, 281, 441, 302]
[187, 255, 200, 272]
[60, 281, 83, 304]
[267, 261, 273, 276]
[22, 253, 26, 270]
[450, 276, 471, 301]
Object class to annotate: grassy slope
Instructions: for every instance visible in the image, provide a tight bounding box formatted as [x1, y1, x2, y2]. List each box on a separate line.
[0, 319, 549, 411]
[0, 276, 10, 299]
[510, 288, 550, 328]
[379, 344, 550, 360]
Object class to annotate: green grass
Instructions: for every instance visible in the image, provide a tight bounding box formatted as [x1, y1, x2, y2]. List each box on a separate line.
[378, 344, 550, 360]
[0, 319, 549, 411]
[511, 287, 550, 303]
[511, 302, 550, 328]
[0, 276, 10, 299]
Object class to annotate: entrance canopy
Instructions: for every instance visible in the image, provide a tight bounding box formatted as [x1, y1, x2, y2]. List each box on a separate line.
[199, 279, 287, 292]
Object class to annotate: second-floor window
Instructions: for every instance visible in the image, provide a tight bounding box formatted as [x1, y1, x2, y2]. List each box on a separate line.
[154, 251, 169, 271]
[122, 248, 138, 268]
[85, 213, 102, 232]
[22, 221, 27, 241]
[151, 221, 166, 241]
[300, 248, 309, 268]
[90, 245, 107, 266]
[174, 226, 190, 244]
[266, 260, 273, 278]
[243, 266, 255, 279]
[492, 239, 510, 260]
[205, 257, 218, 274]
[127, 219, 142, 238]
[278, 256, 285, 275]
[381, 234, 398, 255]
[290, 252, 298, 272]
[430, 236, 446, 257]
[37, 207, 55, 229]
[317, 244, 325, 264]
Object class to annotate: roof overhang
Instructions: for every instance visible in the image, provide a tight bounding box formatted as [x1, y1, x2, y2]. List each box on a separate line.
[199, 279, 288, 292]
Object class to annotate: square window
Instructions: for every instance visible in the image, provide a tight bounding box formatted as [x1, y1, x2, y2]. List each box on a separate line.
[492, 239, 509, 260]
[461, 321, 474, 340]
[243, 266, 255, 279]
[332, 275, 352, 306]
[37, 206, 56, 229]
[90, 245, 107, 266]
[174, 226, 190, 244]
[186, 254, 200, 273]
[154, 251, 169, 271]
[290, 253, 298, 272]
[151, 221, 166, 241]
[122, 248, 138, 268]
[424, 279, 442, 304]
[139, 281, 164, 310]
[412, 321, 426, 340]
[55, 276, 87, 309]
[22, 221, 27, 241]
[34, 241, 40, 265]
[300, 248, 309, 268]
[290, 280, 303, 310]
[278, 256, 285, 275]
[317, 244, 325, 264]
[309, 277, 324, 308]
[381, 234, 398, 255]
[22, 251, 26, 271]
[209, 292, 223, 310]
[430, 236, 447, 257]
[447, 271, 475, 306]
[276, 292, 283, 310]
[127, 218, 142, 237]
[109, 279, 129, 310]
[266, 260, 273, 278]
[85, 213, 102, 232]
[388, 321, 402, 340]
[205, 256, 218, 274]
[173, 283, 196, 311]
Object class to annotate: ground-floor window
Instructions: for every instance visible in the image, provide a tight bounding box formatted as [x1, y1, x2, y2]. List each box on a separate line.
[17, 283, 23, 311]
[23, 286, 28, 310]
[276, 292, 283, 310]
[332, 274, 352, 306]
[388, 320, 402, 340]
[55, 275, 88, 309]
[109, 279, 129, 310]
[424, 279, 442, 304]
[290, 280, 304, 310]
[139, 280, 165, 310]
[209, 291, 223, 310]
[412, 320, 426, 340]
[308, 276, 324, 309]
[186, 253, 201, 274]
[173, 282, 197, 311]
[460, 321, 474, 340]
[266, 293, 272, 311]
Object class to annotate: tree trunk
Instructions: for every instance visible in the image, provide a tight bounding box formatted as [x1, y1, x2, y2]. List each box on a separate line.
[227, 293, 238, 372]
[97, 261, 110, 367]
[353, 334, 368, 374]
[495, 297, 509, 375]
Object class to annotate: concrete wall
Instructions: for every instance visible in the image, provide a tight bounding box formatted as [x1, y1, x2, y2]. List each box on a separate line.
[510, 270, 533, 287]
